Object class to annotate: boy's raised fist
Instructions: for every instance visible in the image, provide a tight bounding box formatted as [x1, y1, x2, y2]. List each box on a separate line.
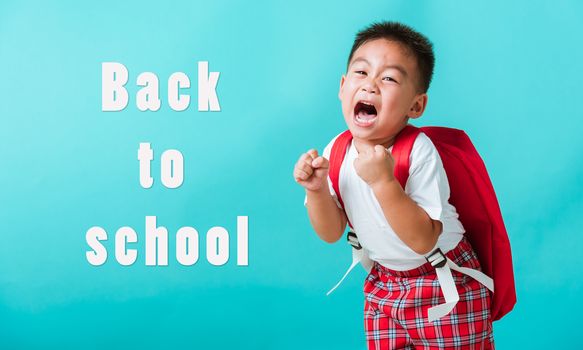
[354, 143, 395, 186]
[293, 149, 330, 192]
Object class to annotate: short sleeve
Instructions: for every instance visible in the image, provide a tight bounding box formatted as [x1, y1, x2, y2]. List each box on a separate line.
[404, 134, 451, 222]
[303, 135, 343, 209]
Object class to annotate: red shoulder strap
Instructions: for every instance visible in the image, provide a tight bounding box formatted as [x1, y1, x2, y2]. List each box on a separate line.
[329, 130, 353, 226]
[392, 125, 421, 188]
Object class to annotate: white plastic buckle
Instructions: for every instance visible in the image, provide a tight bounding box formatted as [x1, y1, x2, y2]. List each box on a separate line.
[346, 231, 362, 250]
[426, 248, 447, 268]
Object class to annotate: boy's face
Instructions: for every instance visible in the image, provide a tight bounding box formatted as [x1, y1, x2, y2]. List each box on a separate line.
[339, 39, 427, 147]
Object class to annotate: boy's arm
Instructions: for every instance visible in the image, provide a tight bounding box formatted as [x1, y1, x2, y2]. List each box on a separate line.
[306, 187, 347, 243]
[354, 144, 441, 255]
[370, 179, 441, 254]
[295, 149, 347, 243]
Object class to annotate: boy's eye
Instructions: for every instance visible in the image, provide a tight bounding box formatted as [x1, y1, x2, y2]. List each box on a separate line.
[383, 76, 397, 83]
[354, 70, 367, 75]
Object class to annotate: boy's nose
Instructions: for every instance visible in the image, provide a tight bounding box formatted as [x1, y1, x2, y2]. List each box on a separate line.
[361, 80, 378, 94]
[361, 86, 377, 94]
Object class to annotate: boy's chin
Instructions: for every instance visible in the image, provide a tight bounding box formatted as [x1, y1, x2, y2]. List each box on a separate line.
[346, 122, 408, 146]
[347, 125, 377, 140]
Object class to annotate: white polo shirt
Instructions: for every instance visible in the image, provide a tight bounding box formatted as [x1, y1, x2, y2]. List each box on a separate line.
[306, 131, 465, 271]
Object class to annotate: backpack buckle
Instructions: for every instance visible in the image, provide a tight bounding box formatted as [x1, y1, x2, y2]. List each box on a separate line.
[347, 231, 362, 250]
[426, 248, 447, 268]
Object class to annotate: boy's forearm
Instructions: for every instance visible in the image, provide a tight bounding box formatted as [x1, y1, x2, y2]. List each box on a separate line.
[371, 179, 441, 255]
[306, 188, 346, 243]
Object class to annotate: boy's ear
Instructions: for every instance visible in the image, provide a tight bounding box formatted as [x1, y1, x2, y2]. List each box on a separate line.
[338, 75, 346, 100]
[408, 93, 428, 119]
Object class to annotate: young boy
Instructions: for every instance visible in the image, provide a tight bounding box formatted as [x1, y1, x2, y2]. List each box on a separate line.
[293, 22, 494, 349]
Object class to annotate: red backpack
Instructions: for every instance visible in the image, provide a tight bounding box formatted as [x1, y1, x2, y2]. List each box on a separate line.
[328, 124, 516, 321]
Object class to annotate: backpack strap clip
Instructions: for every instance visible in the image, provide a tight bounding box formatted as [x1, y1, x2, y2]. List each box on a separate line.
[426, 248, 447, 268]
[425, 249, 495, 322]
[347, 231, 362, 250]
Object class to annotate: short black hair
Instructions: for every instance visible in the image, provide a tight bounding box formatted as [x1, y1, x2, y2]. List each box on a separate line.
[347, 21, 435, 93]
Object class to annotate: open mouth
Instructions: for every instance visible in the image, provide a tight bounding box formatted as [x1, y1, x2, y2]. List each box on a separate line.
[353, 101, 378, 127]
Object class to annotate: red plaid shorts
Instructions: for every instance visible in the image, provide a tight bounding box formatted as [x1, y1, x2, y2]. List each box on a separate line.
[363, 237, 494, 350]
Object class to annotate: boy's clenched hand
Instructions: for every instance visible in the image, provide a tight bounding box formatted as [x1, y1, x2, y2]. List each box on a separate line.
[294, 149, 330, 192]
[354, 143, 395, 187]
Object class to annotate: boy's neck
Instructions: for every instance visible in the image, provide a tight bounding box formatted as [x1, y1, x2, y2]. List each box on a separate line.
[352, 124, 409, 152]
[353, 137, 396, 152]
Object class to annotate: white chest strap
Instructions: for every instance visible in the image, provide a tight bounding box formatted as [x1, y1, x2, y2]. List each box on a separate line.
[326, 231, 373, 296]
[326, 235, 494, 322]
[326, 246, 372, 296]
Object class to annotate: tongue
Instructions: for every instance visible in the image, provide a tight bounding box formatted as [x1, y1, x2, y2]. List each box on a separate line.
[357, 110, 376, 120]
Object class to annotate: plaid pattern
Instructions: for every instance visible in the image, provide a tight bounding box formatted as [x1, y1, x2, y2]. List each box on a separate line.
[363, 237, 494, 350]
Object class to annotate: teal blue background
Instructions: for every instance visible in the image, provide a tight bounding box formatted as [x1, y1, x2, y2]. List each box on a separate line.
[1, 0, 582, 348]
